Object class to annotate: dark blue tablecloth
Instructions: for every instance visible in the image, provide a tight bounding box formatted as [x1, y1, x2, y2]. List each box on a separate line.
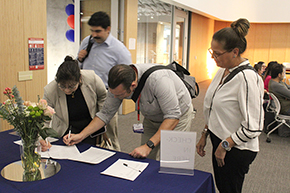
[0, 130, 215, 193]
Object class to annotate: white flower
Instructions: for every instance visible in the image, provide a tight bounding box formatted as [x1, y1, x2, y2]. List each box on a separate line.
[38, 99, 47, 110]
[43, 106, 55, 117]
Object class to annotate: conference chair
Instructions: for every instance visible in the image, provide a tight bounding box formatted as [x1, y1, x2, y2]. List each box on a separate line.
[266, 93, 290, 143]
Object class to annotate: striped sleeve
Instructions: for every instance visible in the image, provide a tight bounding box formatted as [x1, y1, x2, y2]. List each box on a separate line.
[231, 71, 264, 145]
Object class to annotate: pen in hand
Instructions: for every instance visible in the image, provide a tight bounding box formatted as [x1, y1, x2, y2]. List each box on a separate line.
[46, 138, 50, 151]
[68, 126, 72, 139]
[45, 138, 50, 169]
[123, 163, 141, 172]
[45, 158, 49, 169]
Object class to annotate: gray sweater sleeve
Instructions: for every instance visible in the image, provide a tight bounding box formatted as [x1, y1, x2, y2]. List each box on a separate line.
[96, 91, 122, 124]
[270, 80, 290, 99]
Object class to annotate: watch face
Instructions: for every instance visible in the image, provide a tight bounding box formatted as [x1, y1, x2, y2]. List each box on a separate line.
[146, 140, 154, 149]
[221, 140, 231, 151]
[222, 141, 229, 148]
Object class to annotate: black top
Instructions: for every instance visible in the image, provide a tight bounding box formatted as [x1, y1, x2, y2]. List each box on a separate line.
[64, 86, 97, 145]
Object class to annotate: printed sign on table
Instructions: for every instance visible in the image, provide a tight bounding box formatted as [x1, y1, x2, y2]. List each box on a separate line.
[160, 130, 196, 176]
[28, 38, 44, 70]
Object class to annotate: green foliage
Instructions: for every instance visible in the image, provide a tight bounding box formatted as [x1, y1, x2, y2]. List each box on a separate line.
[0, 86, 57, 141]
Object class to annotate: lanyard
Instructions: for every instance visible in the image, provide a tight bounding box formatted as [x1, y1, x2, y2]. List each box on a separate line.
[137, 95, 141, 122]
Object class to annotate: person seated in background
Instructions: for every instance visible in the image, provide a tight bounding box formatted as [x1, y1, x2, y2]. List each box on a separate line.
[40, 56, 108, 151]
[268, 63, 290, 115]
[254, 61, 266, 77]
[263, 61, 278, 92]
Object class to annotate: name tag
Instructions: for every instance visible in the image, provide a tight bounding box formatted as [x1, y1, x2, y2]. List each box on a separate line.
[133, 123, 144, 133]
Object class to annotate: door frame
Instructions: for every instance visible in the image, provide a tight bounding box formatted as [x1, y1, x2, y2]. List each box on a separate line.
[170, 7, 189, 68]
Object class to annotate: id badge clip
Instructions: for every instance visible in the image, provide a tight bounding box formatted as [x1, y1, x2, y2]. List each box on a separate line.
[133, 96, 143, 133]
[133, 123, 144, 133]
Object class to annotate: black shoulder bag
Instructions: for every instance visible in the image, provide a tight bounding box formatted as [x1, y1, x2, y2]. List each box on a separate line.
[80, 35, 94, 69]
[131, 62, 199, 103]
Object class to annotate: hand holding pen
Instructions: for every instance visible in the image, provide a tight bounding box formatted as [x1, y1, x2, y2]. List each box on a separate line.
[68, 125, 72, 138]
[63, 125, 84, 146]
[40, 138, 52, 152]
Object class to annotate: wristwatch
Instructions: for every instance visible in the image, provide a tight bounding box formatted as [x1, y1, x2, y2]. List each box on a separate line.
[202, 128, 209, 136]
[221, 140, 231, 151]
[146, 140, 155, 149]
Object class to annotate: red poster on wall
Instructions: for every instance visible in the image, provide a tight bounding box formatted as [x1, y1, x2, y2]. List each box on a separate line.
[28, 38, 44, 70]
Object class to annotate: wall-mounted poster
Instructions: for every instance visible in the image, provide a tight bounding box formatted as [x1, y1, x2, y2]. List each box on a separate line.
[28, 38, 44, 70]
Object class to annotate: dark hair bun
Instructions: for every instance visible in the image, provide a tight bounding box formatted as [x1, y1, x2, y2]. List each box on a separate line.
[231, 18, 250, 37]
[64, 55, 74, 62]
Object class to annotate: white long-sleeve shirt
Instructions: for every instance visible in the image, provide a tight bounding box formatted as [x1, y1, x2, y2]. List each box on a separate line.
[204, 60, 264, 152]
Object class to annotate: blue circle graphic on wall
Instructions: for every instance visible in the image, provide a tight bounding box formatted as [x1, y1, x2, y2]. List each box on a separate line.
[66, 29, 74, 42]
[65, 4, 74, 16]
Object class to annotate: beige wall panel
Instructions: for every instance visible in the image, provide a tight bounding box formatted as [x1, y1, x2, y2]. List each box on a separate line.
[0, 0, 47, 131]
[188, 13, 214, 82]
[122, 0, 138, 115]
[0, 0, 25, 131]
[24, 0, 47, 102]
[214, 22, 290, 65]
[214, 21, 230, 32]
[248, 24, 271, 64]
[268, 24, 288, 63]
[0, 0, 25, 92]
[285, 25, 290, 62]
[243, 23, 256, 64]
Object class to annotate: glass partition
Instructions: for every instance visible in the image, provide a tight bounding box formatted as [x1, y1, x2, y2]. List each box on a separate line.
[137, 0, 172, 65]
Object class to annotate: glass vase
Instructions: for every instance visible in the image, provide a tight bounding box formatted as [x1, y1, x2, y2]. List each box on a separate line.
[20, 139, 42, 181]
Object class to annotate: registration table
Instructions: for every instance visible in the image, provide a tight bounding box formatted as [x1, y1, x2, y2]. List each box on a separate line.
[0, 130, 215, 193]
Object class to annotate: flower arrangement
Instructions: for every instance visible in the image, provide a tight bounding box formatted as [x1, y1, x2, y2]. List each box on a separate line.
[0, 86, 58, 181]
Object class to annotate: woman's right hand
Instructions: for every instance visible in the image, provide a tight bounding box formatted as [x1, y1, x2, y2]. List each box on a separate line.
[39, 139, 52, 152]
[63, 133, 84, 146]
[196, 135, 207, 157]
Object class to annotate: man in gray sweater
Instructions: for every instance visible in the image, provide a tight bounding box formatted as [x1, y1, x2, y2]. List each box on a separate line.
[268, 63, 290, 115]
[63, 64, 194, 160]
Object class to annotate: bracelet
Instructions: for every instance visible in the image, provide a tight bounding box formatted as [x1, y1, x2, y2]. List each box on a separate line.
[201, 128, 209, 137]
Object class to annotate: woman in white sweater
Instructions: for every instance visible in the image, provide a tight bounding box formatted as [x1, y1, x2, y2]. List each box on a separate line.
[196, 19, 264, 193]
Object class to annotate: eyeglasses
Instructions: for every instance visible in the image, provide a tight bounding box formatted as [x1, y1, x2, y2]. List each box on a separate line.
[58, 82, 79, 90]
[208, 48, 228, 59]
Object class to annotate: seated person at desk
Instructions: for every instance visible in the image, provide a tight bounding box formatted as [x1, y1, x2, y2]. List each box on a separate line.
[40, 56, 107, 150]
[268, 63, 290, 115]
[63, 64, 194, 160]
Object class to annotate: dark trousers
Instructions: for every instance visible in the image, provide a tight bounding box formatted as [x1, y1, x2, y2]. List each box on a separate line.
[209, 131, 257, 193]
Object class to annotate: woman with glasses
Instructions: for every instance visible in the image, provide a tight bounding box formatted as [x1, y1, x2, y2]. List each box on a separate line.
[254, 61, 266, 76]
[40, 56, 107, 150]
[196, 19, 264, 193]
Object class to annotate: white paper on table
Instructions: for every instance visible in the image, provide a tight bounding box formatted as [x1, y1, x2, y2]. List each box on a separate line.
[13, 137, 59, 146]
[39, 145, 115, 164]
[101, 159, 149, 181]
[69, 147, 115, 164]
[46, 137, 59, 143]
[38, 145, 81, 160]
[13, 140, 22, 146]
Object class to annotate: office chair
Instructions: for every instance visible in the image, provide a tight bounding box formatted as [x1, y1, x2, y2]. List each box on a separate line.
[266, 93, 290, 143]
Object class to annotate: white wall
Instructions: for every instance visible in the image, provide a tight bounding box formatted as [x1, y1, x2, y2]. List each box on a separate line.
[47, 0, 79, 83]
[163, 0, 290, 23]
